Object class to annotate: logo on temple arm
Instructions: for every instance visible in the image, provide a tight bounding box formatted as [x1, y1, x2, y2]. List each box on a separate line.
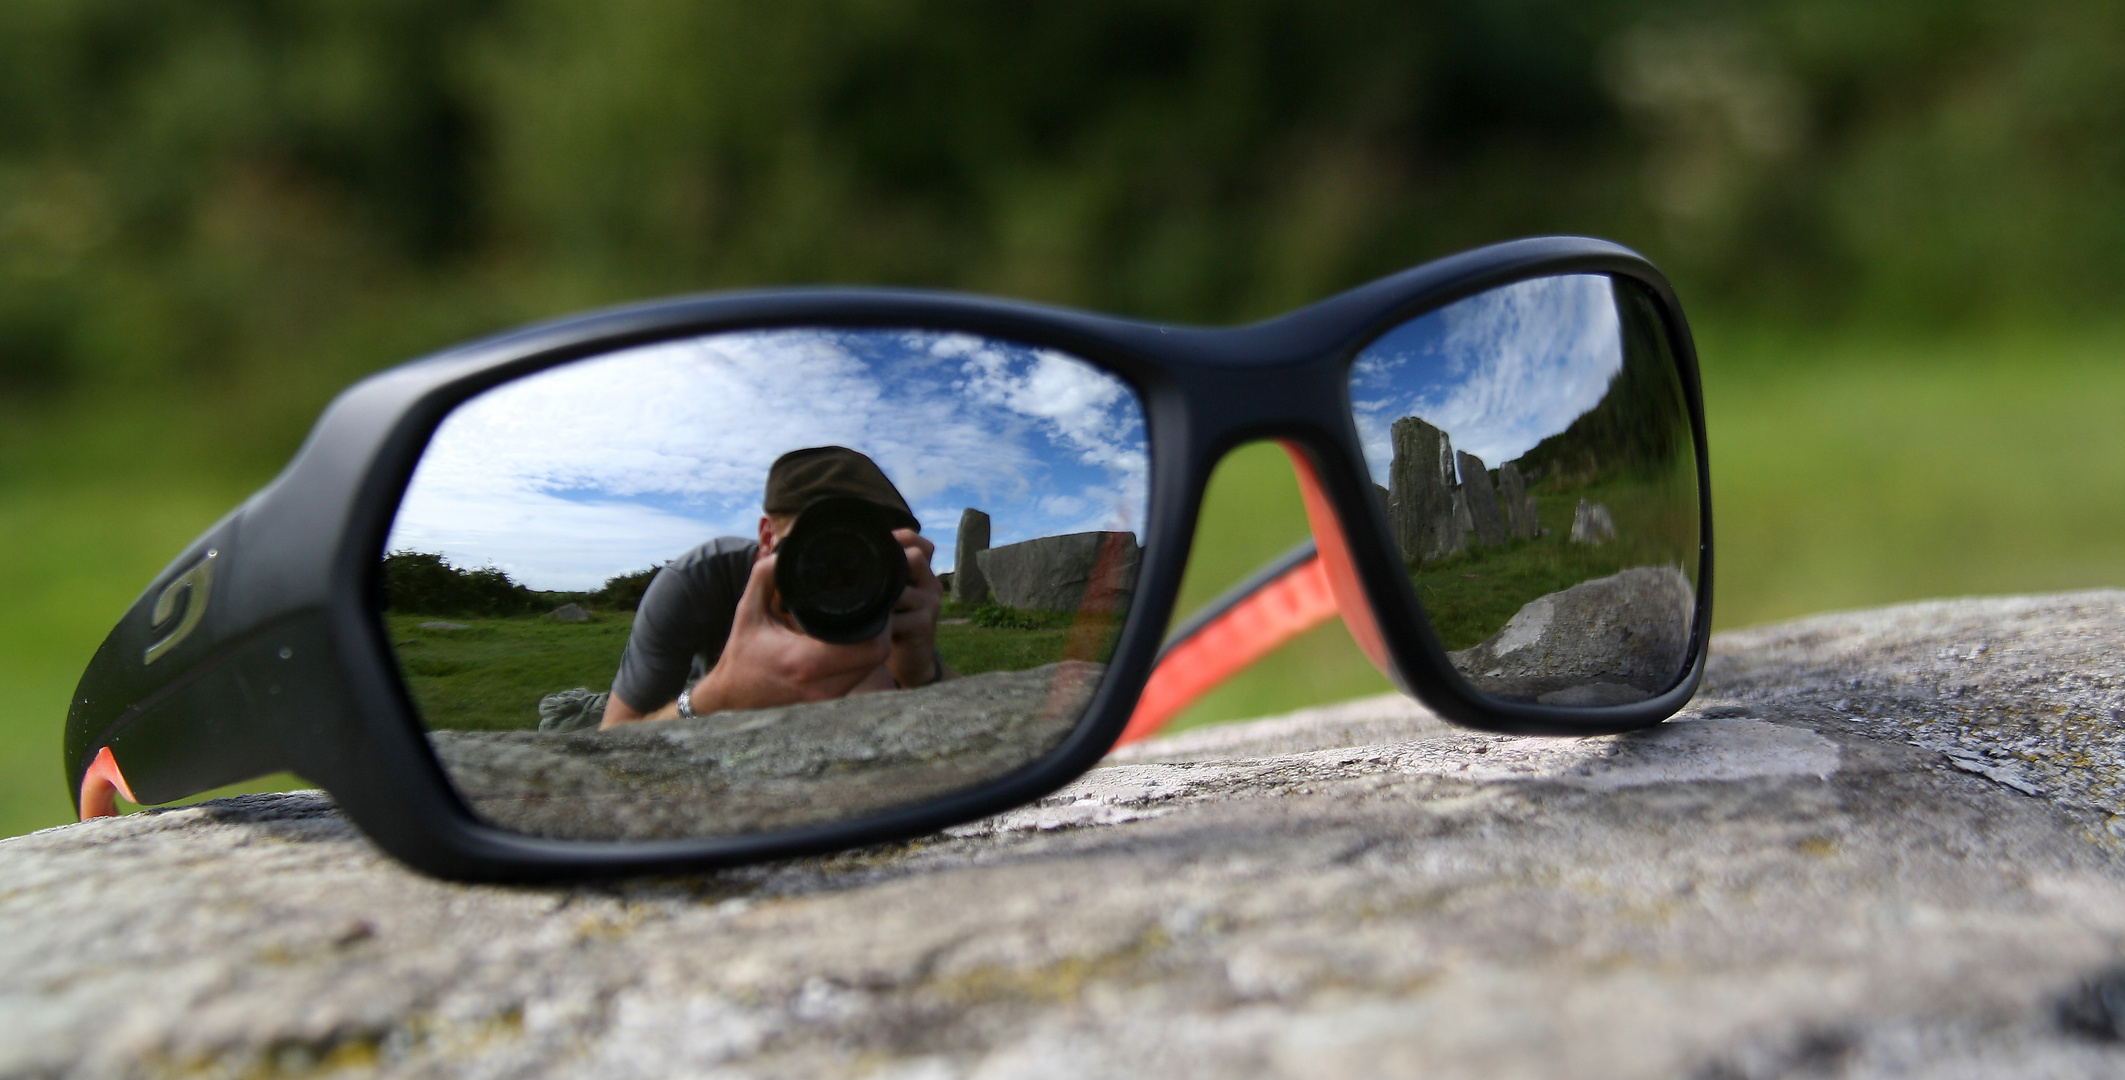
[144, 549, 217, 665]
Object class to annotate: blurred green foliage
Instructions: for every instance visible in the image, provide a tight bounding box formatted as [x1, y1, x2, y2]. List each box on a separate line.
[6, 0, 2123, 429]
[4, 0, 2125, 835]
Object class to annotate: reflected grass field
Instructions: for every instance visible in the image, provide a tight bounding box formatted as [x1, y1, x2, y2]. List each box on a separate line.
[4, 323, 2125, 836]
[389, 605, 1095, 734]
[390, 614, 633, 732]
[1409, 476, 1697, 652]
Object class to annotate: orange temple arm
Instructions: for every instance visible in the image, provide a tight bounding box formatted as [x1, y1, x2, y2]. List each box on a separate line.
[1116, 441, 1389, 745]
[1116, 547, 1338, 744]
[77, 745, 138, 820]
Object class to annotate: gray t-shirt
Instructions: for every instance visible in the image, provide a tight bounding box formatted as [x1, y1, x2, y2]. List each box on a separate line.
[609, 536, 758, 714]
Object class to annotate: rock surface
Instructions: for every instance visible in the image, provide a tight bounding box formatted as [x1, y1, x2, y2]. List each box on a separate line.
[1387, 415, 1461, 563]
[431, 664, 1096, 842]
[1571, 498, 1617, 544]
[1496, 461, 1537, 540]
[1456, 449, 1509, 547]
[950, 509, 991, 606]
[7, 592, 2125, 1079]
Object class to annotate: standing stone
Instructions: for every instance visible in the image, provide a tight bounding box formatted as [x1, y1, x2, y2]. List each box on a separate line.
[1524, 496, 1542, 536]
[547, 603, 590, 623]
[952, 508, 991, 605]
[1453, 488, 1473, 537]
[1496, 462, 1537, 541]
[1456, 451, 1509, 547]
[976, 532, 1140, 612]
[1571, 499, 1616, 544]
[1388, 416, 1462, 564]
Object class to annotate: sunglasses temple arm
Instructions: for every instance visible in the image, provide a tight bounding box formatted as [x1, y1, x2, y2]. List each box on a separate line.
[1114, 442, 1392, 745]
[1116, 541, 1336, 744]
[77, 746, 139, 819]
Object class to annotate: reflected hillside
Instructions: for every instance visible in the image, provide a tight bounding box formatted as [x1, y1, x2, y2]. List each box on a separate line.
[1357, 276, 1701, 704]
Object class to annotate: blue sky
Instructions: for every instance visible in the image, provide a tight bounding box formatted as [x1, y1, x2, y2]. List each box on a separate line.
[387, 329, 1149, 590]
[1349, 274, 1624, 482]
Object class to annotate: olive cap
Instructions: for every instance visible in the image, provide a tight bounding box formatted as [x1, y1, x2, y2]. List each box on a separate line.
[763, 446, 919, 530]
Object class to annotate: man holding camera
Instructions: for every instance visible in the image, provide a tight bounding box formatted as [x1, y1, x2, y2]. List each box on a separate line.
[598, 446, 953, 729]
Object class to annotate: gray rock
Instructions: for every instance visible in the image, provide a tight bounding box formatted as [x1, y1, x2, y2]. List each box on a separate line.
[1497, 461, 1537, 540]
[429, 663, 1096, 842]
[1456, 450, 1508, 547]
[1452, 485, 1473, 535]
[9, 593, 2125, 1079]
[1571, 498, 1616, 544]
[976, 531, 1139, 612]
[1387, 416, 1462, 564]
[536, 687, 609, 734]
[1448, 565, 1696, 701]
[548, 603, 591, 623]
[417, 620, 468, 631]
[951, 508, 991, 605]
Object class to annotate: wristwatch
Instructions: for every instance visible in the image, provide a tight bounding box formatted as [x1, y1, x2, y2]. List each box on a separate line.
[675, 686, 698, 719]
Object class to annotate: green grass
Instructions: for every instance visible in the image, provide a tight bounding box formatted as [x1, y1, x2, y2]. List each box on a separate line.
[1410, 474, 1698, 651]
[1698, 321, 2125, 626]
[388, 613, 634, 732]
[390, 603, 1107, 733]
[7, 321, 2125, 837]
[937, 601, 1096, 676]
[57, 555, 1119, 757]
[1412, 540, 1657, 652]
[1158, 443, 1398, 733]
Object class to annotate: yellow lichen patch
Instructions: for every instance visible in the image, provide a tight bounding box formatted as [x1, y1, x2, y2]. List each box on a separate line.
[153, 1008, 530, 1080]
[925, 926, 1172, 1007]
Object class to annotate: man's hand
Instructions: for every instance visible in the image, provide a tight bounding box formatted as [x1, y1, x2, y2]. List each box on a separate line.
[886, 528, 952, 688]
[686, 550, 895, 714]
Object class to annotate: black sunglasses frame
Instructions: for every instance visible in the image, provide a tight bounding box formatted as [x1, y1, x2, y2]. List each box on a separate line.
[65, 235, 1711, 882]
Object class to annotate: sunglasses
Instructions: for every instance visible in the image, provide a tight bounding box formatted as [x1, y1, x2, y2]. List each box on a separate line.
[66, 236, 1710, 881]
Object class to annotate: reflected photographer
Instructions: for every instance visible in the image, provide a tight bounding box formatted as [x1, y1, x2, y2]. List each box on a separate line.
[599, 446, 953, 729]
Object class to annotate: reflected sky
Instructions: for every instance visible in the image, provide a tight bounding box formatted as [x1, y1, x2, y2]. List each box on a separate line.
[1350, 275, 1622, 477]
[388, 329, 1149, 590]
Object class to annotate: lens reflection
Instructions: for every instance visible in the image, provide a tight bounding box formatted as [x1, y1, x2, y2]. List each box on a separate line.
[1349, 275, 1700, 705]
[382, 329, 1148, 840]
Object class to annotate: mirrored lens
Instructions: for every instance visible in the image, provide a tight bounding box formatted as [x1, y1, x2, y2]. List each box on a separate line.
[381, 329, 1149, 841]
[1348, 275, 1700, 706]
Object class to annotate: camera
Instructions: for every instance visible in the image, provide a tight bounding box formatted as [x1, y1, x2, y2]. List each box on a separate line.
[773, 496, 910, 644]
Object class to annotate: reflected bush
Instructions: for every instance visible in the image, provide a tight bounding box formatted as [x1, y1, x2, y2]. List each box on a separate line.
[381, 552, 538, 617]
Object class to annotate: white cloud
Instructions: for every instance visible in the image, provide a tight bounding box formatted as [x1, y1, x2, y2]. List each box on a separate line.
[387, 329, 1148, 590]
[390, 485, 715, 591]
[1352, 274, 1623, 476]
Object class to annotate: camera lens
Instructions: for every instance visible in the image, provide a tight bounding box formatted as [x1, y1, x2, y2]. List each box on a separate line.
[775, 497, 909, 644]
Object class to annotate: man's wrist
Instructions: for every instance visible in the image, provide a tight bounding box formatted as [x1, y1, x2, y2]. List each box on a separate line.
[902, 647, 944, 688]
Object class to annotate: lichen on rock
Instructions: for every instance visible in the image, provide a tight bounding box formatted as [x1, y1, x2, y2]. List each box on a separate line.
[6, 594, 2125, 1079]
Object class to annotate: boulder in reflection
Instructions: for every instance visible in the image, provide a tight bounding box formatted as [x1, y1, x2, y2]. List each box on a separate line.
[1448, 566, 1693, 705]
